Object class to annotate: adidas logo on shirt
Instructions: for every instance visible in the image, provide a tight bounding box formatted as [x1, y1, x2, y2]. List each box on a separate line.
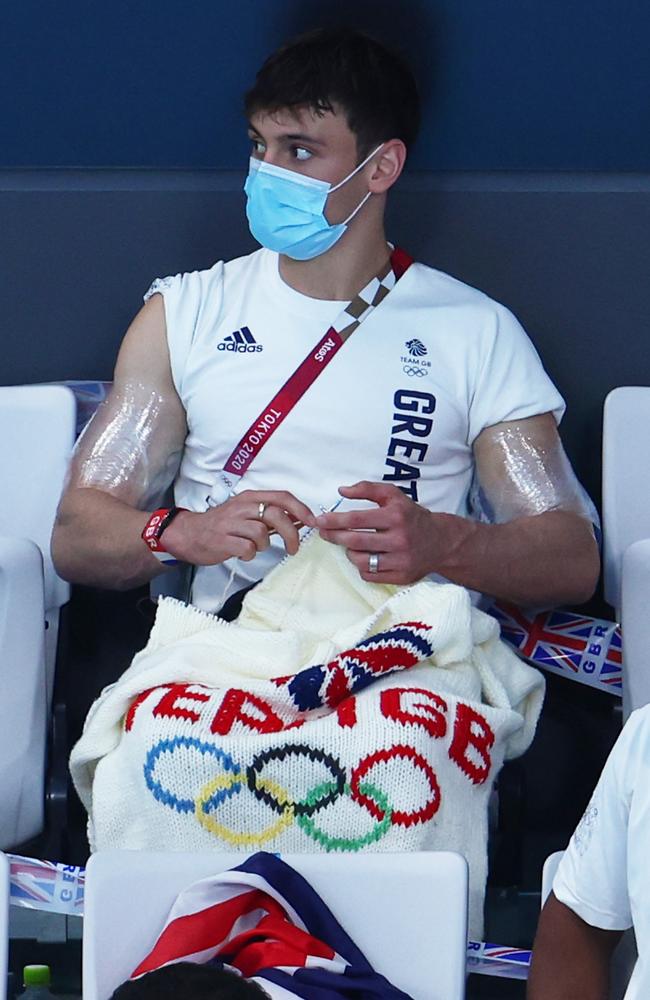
[218, 326, 263, 353]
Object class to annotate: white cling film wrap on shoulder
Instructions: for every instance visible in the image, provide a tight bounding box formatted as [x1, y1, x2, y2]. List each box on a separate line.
[67, 380, 184, 510]
[471, 420, 600, 531]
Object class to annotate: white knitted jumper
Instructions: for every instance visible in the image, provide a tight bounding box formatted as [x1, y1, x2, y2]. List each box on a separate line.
[70, 535, 544, 937]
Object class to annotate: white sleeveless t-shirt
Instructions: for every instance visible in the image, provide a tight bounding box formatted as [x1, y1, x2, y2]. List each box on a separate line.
[144, 248, 564, 611]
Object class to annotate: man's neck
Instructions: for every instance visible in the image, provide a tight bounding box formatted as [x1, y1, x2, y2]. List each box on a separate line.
[278, 222, 391, 302]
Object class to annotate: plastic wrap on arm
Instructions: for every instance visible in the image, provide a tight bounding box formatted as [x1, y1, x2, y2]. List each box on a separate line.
[471, 418, 600, 532]
[66, 380, 185, 510]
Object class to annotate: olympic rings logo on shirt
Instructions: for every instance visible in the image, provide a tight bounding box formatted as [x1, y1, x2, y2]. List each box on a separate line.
[143, 736, 441, 851]
[402, 364, 427, 378]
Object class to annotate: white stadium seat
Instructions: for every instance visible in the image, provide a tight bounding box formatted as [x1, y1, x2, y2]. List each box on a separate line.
[0, 385, 76, 847]
[602, 386, 650, 715]
[621, 539, 650, 714]
[83, 850, 468, 1000]
[0, 538, 47, 847]
[0, 385, 76, 701]
[0, 853, 8, 1000]
[602, 387, 650, 611]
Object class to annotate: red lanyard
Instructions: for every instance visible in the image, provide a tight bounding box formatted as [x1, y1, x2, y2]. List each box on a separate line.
[214, 247, 413, 498]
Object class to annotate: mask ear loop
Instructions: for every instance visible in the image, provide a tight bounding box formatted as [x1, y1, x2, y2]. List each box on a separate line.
[329, 143, 384, 226]
[341, 190, 373, 225]
[329, 142, 385, 193]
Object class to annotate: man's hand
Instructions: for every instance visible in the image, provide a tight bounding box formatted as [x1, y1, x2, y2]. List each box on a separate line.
[316, 479, 598, 606]
[163, 490, 315, 565]
[315, 481, 471, 585]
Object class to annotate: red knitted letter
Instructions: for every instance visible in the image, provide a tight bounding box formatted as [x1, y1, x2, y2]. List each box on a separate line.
[152, 683, 210, 724]
[124, 685, 172, 732]
[449, 703, 495, 785]
[211, 689, 284, 735]
[380, 687, 447, 739]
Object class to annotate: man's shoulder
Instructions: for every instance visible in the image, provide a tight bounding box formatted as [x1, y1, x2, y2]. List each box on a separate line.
[600, 704, 650, 798]
[222, 246, 269, 280]
[623, 704, 650, 754]
[408, 259, 511, 318]
[150, 249, 265, 299]
[405, 259, 524, 347]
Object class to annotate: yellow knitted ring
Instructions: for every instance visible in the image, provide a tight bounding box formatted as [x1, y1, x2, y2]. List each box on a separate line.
[195, 771, 294, 846]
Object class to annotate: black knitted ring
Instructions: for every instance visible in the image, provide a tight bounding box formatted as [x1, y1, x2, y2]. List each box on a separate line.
[247, 744, 346, 817]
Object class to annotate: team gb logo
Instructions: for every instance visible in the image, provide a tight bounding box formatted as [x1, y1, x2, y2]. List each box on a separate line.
[406, 338, 427, 357]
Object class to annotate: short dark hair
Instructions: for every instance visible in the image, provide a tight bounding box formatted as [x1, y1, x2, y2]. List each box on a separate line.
[111, 962, 269, 999]
[244, 27, 420, 155]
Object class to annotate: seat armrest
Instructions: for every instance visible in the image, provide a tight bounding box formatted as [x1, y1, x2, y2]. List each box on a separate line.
[0, 852, 9, 1000]
[621, 538, 650, 716]
[0, 536, 47, 848]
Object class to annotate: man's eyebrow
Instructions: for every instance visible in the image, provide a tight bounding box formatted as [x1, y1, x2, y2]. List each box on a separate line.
[281, 132, 325, 145]
[246, 125, 325, 146]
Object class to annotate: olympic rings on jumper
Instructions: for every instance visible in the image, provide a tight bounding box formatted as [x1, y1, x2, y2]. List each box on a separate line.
[350, 745, 441, 826]
[143, 737, 443, 849]
[247, 745, 346, 817]
[196, 771, 294, 846]
[144, 735, 240, 814]
[403, 364, 427, 378]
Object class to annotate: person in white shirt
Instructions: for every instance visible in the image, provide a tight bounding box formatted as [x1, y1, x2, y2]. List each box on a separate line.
[51, 27, 599, 612]
[528, 706, 650, 999]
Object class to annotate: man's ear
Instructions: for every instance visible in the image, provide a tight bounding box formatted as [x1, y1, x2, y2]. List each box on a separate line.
[367, 139, 407, 194]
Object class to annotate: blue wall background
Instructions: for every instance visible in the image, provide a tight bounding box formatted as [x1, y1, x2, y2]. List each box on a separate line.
[2, 0, 649, 170]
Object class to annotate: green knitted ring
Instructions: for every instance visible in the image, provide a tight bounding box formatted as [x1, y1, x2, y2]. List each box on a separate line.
[296, 781, 392, 851]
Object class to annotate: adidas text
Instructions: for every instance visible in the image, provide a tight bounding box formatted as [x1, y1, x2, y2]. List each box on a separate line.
[218, 326, 263, 353]
[217, 342, 263, 353]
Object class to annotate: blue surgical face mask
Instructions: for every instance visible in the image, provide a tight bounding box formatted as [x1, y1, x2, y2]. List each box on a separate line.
[244, 143, 383, 261]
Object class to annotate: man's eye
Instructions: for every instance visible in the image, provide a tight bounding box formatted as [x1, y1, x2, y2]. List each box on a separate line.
[292, 146, 312, 161]
[251, 139, 266, 156]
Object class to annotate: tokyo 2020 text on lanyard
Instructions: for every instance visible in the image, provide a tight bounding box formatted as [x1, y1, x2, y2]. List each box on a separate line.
[207, 246, 414, 507]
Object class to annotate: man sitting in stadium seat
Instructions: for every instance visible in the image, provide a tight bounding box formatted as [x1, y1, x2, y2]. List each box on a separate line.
[51, 27, 599, 613]
[54, 22, 600, 947]
[528, 705, 650, 999]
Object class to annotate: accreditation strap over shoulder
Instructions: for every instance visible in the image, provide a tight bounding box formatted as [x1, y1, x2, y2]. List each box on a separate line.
[212, 247, 413, 499]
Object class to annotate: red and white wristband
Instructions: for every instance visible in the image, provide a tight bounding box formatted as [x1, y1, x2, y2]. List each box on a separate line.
[141, 507, 187, 565]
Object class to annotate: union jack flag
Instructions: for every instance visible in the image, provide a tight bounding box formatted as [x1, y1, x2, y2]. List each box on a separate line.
[467, 941, 531, 966]
[128, 852, 411, 999]
[490, 602, 622, 694]
[466, 941, 531, 981]
[8, 854, 85, 913]
[273, 622, 434, 712]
